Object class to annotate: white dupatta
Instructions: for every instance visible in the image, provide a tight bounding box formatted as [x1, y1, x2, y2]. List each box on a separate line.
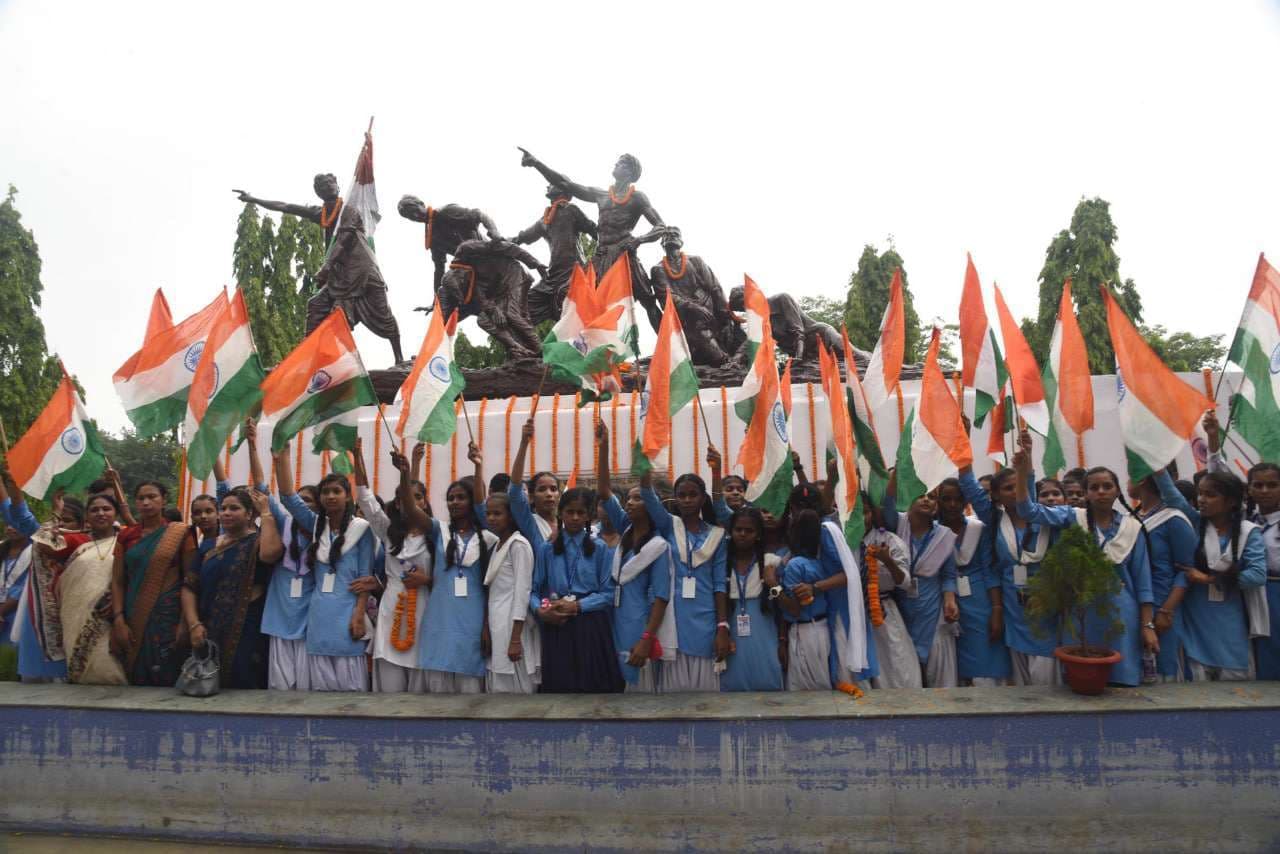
[1204, 519, 1270, 639]
[611, 536, 677, 661]
[822, 520, 868, 673]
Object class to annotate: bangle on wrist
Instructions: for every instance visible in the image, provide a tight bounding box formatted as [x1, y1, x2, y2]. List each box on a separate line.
[189, 622, 203, 631]
[1157, 608, 1173, 615]
[716, 621, 730, 631]
[991, 603, 1003, 610]
[640, 631, 652, 640]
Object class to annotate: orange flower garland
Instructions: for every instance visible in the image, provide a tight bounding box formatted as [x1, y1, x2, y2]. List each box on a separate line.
[895, 384, 906, 432]
[504, 396, 517, 473]
[692, 394, 701, 477]
[529, 395, 540, 474]
[551, 393, 562, 474]
[610, 394, 620, 473]
[294, 434, 303, 491]
[542, 198, 569, 225]
[720, 385, 729, 458]
[865, 548, 884, 627]
[389, 588, 418, 652]
[319, 198, 344, 229]
[609, 184, 635, 206]
[662, 252, 687, 280]
[835, 681, 864, 698]
[806, 383, 818, 476]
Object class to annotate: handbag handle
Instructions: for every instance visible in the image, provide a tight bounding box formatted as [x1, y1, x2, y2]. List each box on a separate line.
[192, 639, 220, 663]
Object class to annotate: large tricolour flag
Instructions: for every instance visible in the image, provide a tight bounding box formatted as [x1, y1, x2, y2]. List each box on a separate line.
[145, 289, 174, 339]
[397, 308, 465, 445]
[633, 290, 698, 475]
[261, 309, 379, 455]
[842, 326, 888, 503]
[862, 268, 905, 413]
[993, 284, 1049, 435]
[1225, 253, 1280, 462]
[9, 372, 106, 500]
[184, 289, 266, 479]
[1041, 279, 1094, 476]
[113, 291, 226, 438]
[737, 326, 793, 515]
[734, 275, 773, 425]
[1102, 286, 1214, 480]
[896, 328, 973, 509]
[958, 255, 1006, 427]
[542, 257, 636, 402]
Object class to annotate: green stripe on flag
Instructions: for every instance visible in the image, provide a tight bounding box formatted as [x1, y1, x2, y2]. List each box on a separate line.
[894, 410, 928, 511]
[1229, 335, 1280, 461]
[1040, 361, 1065, 477]
[1125, 445, 1155, 483]
[186, 358, 266, 479]
[315, 421, 359, 457]
[668, 360, 699, 416]
[272, 376, 378, 452]
[842, 492, 866, 553]
[630, 438, 653, 478]
[753, 454, 794, 517]
[126, 391, 188, 439]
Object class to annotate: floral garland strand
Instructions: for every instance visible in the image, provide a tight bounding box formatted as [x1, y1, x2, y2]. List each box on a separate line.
[319, 198, 344, 229]
[551, 393, 562, 475]
[389, 588, 418, 652]
[478, 397, 489, 458]
[720, 385, 729, 461]
[865, 548, 884, 627]
[504, 395, 517, 473]
[610, 395, 620, 474]
[806, 383, 818, 476]
[692, 394, 701, 478]
[529, 394, 541, 474]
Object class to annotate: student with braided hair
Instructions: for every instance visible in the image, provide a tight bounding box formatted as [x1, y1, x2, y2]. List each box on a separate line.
[262, 442, 318, 691]
[1016, 434, 1157, 687]
[1129, 471, 1196, 682]
[1154, 463, 1267, 681]
[275, 445, 374, 692]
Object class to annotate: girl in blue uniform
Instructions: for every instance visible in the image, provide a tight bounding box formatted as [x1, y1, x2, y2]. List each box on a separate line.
[707, 446, 749, 525]
[776, 509, 831, 691]
[1156, 468, 1267, 680]
[509, 418, 562, 546]
[1246, 463, 1280, 679]
[531, 486, 623, 693]
[720, 507, 784, 692]
[596, 424, 670, 692]
[275, 450, 375, 692]
[1015, 449, 1157, 687]
[1129, 472, 1196, 682]
[642, 466, 730, 692]
[935, 477, 1010, 686]
[420, 479, 495, 694]
[959, 460, 1060, 686]
[883, 485, 960, 687]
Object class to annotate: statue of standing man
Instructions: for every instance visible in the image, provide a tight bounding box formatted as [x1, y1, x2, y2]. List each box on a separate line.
[235, 175, 403, 363]
[518, 149, 667, 331]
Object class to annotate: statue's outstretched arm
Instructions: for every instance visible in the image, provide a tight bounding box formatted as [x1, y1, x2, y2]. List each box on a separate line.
[518, 148, 603, 204]
[233, 190, 320, 223]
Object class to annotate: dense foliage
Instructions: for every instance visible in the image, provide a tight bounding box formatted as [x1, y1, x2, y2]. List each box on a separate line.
[843, 243, 923, 362]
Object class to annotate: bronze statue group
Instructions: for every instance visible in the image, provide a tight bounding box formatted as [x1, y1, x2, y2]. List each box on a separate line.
[3, 398, 1278, 694]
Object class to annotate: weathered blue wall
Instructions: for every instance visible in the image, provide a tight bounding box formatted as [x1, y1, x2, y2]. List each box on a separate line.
[1, 683, 1278, 851]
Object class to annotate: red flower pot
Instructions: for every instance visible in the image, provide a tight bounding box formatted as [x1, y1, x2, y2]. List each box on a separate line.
[1054, 645, 1122, 695]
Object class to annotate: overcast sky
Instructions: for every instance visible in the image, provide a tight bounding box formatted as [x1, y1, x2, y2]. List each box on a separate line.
[2, 0, 1278, 433]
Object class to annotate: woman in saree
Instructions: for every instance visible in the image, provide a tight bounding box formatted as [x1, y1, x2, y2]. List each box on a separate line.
[181, 488, 283, 690]
[111, 481, 196, 686]
[42, 494, 129, 685]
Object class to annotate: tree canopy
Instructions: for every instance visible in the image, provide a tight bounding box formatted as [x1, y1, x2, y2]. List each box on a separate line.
[843, 243, 923, 362]
[233, 203, 325, 366]
[0, 186, 64, 440]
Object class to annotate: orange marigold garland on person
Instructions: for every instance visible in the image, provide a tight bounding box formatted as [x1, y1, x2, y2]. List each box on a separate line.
[542, 197, 569, 225]
[389, 588, 418, 652]
[865, 546, 884, 627]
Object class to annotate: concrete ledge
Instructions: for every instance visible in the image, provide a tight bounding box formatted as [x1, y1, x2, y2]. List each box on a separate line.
[1, 683, 1278, 851]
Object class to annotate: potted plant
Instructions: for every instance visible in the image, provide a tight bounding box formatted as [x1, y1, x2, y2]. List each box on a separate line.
[1024, 525, 1124, 695]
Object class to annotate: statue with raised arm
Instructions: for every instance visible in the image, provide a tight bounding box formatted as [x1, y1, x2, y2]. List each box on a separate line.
[649, 228, 741, 366]
[235, 175, 403, 363]
[512, 183, 598, 325]
[518, 148, 666, 331]
[235, 173, 344, 246]
[426, 239, 548, 362]
[728, 287, 847, 366]
[397, 196, 503, 295]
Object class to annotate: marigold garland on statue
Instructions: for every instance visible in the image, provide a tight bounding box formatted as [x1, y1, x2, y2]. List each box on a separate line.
[319, 198, 344, 229]
[609, 185, 634, 206]
[662, 252, 687, 280]
[542, 198, 569, 226]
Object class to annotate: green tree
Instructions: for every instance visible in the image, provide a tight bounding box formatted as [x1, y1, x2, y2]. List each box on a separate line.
[798, 295, 845, 330]
[1029, 198, 1144, 373]
[1142, 326, 1226, 372]
[232, 204, 324, 366]
[0, 186, 62, 440]
[99, 429, 181, 502]
[454, 330, 507, 369]
[843, 243, 923, 361]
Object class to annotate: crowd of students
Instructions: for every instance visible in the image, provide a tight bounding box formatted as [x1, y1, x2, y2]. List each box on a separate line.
[1, 410, 1276, 694]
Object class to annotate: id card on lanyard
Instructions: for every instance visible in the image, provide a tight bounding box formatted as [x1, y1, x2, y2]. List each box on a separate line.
[734, 570, 751, 636]
[906, 536, 921, 598]
[682, 534, 697, 599]
[454, 533, 473, 597]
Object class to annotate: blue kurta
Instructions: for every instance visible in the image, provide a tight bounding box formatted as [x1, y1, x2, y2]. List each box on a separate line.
[420, 527, 491, 678]
[283, 494, 374, 657]
[897, 526, 959, 662]
[1140, 505, 1196, 678]
[529, 529, 614, 614]
[817, 527, 856, 685]
[948, 509, 1012, 681]
[721, 564, 784, 691]
[642, 488, 727, 659]
[1249, 511, 1280, 680]
[960, 472, 1060, 658]
[1018, 500, 1155, 686]
[781, 556, 827, 623]
[260, 503, 314, 642]
[604, 496, 672, 685]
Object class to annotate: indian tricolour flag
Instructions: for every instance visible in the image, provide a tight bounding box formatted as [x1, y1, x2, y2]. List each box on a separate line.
[737, 327, 793, 515]
[145, 288, 174, 339]
[959, 254, 1006, 427]
[734, 275, 773, 425]
[397, 308, 465, 445]
[1226, 253, 1280, 462]
[862, 268, 905, 413]
[543, 258, 636, 403]
[993, 283, 1049, 435]
[8, 372, 106, 500]
[818, 339, 866, 551]
[184, 289, 266, 479]
[1102, 286, 1214, 480]
[1041, 279, 1094, 476]
[345, 125, 379, 249]
[261, 309, 379, 456]
[632, 290, 698, 475]
[896, 328, 974, 509]
[113, 290, 226, 438]
[841, 326, 888, 502]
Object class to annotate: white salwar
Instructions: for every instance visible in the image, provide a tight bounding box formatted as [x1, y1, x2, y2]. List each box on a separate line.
[786, 621, 832, 691]
[483, 533, 541, 694]
[425, 670, 484, 693]
[357, 487, 431, 693]
[308, 654, 368, 692]
[661, 652, 718, 692]
[1010, 651, 1061, 687]
[924, 619, 959, 688]
[866, 530, 923, 690]
[268, 637, 311, 691]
